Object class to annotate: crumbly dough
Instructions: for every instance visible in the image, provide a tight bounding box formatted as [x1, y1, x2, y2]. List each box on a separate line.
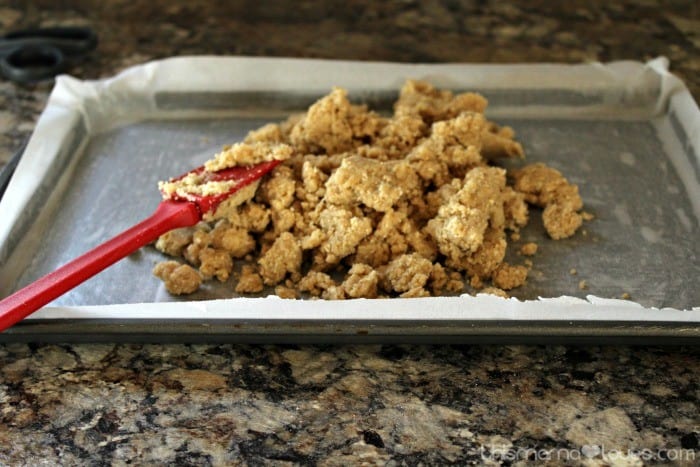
[491, 263, 529, 290]
[519, 242, 538, 256]
[481, 122, 525, 160]
[209, 220, 256, 258]
[381, 253, 434, 294]
[511, 163, 583, 239]
[394, 79, 488, 123]
[289, 87, 384, 155]
[235, 265, 264, 294]
[198, 247, 233, 282]
[275, 285, 300, 299]
[258, 232, 302, 285]
[158, 172, 239, 200]
[153, 80, 587, 299]
[426, 166, 507, 266]
[205, 180, 261, 222]
[204, 142, 293, 171]
[306, 205, 373, 267]
[153, 261, 202, 295]
[342, 263, 379, 299]
[155, 227, 194, 257]
[297, 271, 345, 300]
[407, 112, 485, 186]
[158, 142, 288, 221]
[325, 156, 421, 212]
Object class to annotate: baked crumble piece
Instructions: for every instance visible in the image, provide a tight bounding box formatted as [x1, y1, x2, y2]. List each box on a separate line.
[234, 265, 264, 294]
[152, 261, 202, 295]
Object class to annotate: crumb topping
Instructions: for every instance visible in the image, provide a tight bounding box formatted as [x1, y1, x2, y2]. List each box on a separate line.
[512, 163, 584, 239]
[519, 242, 538, 256]
[204, 142, 293, 171]
[235, 265, 264, 294]
[153, 261, 202, 295]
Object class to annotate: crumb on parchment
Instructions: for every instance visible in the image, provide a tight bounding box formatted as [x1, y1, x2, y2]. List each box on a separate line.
[235, 265, 264, 294]
[209, 220, 256, 258]
[153, 261, 202, 295]
[491, 263, 529, 290]
[297, 271, 336, 297]
[153, 80, 588, 299]
[342, 263, 380, 298]
[275, 285, 300, 299]
[519, 242, 538, 256]
[155, 227, 194, 257]
[381, 253, 434, 294]
[481, 122, 525, 160]
[426, 166, 507, 267]
[511, 162, 584, 240]
[259, 232, 302, 285]
[198, 247, 233, 282]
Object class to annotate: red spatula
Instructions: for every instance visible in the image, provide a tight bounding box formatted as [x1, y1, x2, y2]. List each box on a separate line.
[0, 159, 280, 332]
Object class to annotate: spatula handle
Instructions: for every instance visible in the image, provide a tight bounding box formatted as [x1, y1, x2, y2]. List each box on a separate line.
[0, 201, 200, 332]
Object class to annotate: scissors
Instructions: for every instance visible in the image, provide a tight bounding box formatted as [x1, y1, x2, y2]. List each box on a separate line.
[0, 26, 98, 83]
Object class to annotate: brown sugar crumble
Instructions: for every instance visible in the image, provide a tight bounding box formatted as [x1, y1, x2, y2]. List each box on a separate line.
[234, 265, 264, 294]
[491, 263, 529, 290]
[511, 163, 584, 239]
[519, 242, 538, 256]
[153, 261, 202, 295]
[275, 285, 300, 299]
[153, 80, 586, 299]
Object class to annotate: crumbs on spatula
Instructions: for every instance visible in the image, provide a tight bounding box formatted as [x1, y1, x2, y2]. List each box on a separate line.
[153, 80, 586, 298]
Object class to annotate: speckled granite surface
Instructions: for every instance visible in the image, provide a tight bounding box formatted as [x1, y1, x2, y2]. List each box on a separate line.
[1, 344, 699, 465]
[1, 1, 699, 465]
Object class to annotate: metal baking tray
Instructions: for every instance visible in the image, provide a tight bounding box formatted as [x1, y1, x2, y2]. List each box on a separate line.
[0, 57, 698, 343]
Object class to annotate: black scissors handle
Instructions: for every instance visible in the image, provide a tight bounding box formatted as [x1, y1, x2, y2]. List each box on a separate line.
[0, 27, 98, 84]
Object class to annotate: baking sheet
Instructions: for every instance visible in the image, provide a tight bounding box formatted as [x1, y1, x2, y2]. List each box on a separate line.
[0, 56, 698, 342]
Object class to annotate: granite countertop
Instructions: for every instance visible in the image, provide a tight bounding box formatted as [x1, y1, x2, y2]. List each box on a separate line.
[1, 1, 699, 465]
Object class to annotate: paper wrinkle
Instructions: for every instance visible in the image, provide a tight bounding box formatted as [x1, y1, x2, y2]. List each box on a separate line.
[651, 55, 700, 160]
[643, 56, 688, 116]
[1, 56, 698, 323]
[52, 61, 159, 134]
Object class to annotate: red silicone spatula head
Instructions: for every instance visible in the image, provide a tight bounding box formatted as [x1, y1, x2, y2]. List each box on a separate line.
[162, 159, 281, 215]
